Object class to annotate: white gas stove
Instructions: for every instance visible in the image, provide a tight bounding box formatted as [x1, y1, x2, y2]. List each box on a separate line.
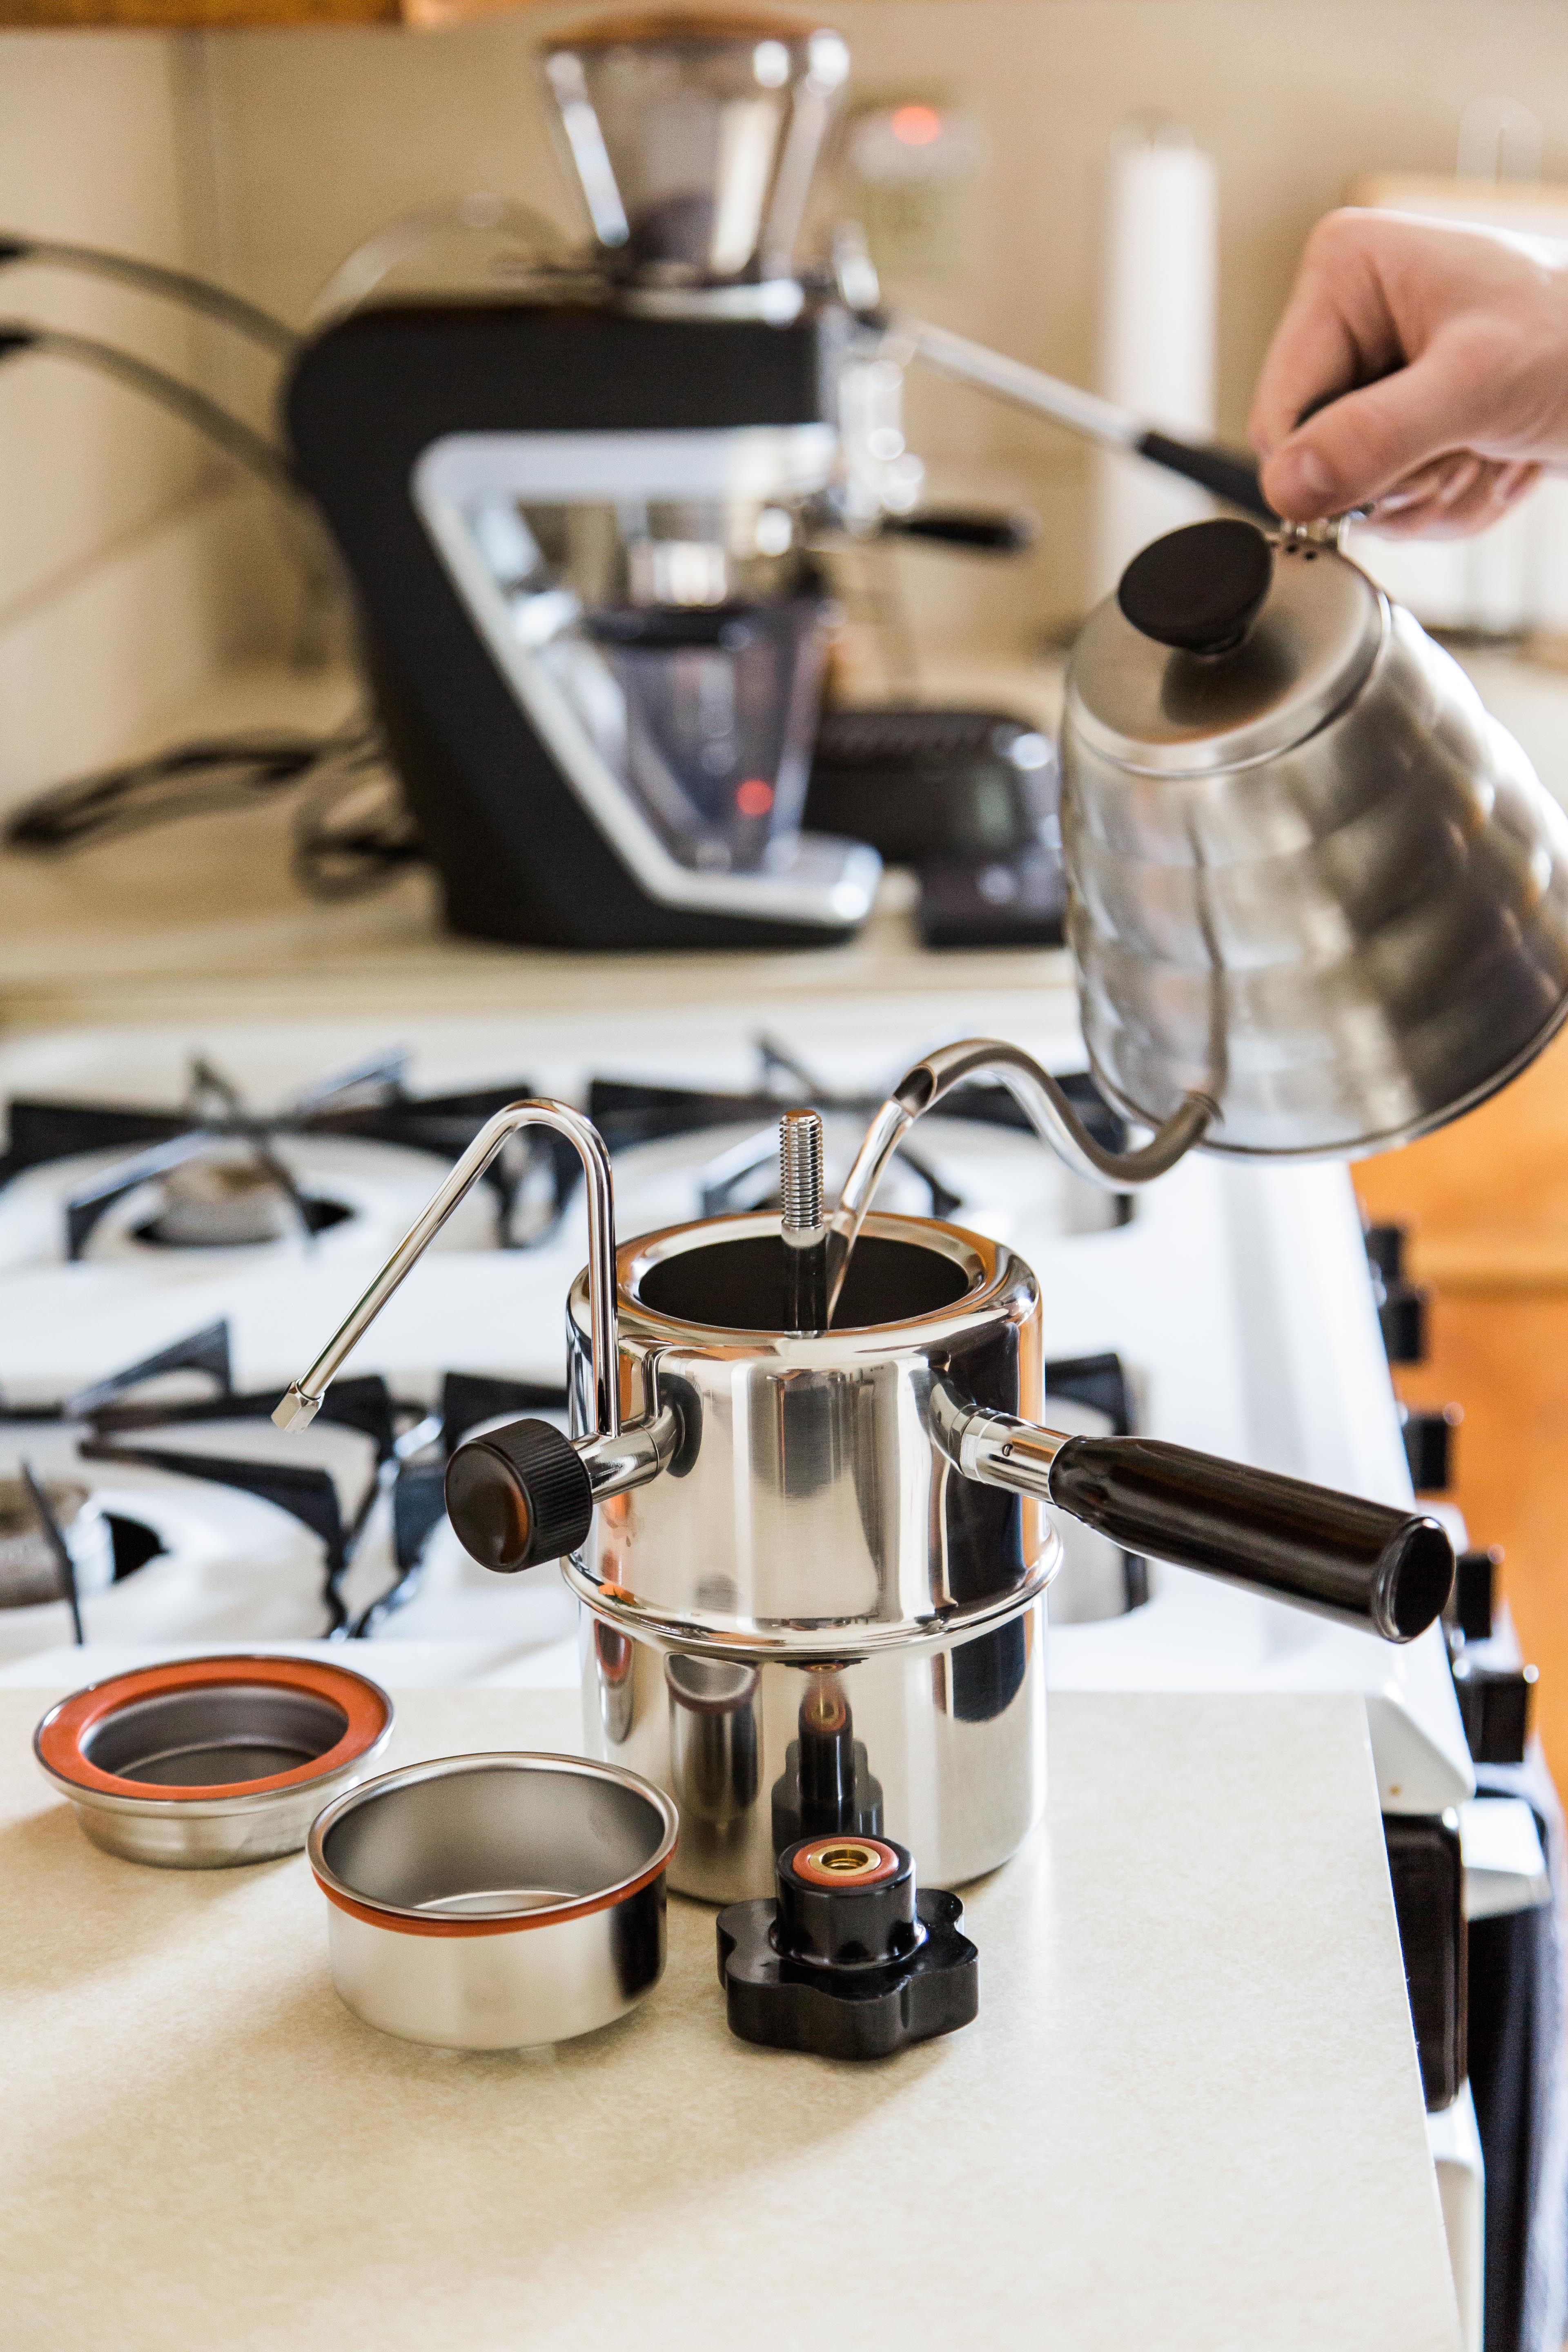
[0, 997, 1472, 1819]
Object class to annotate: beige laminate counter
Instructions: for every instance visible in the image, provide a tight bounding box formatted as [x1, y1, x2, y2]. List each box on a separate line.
[2, 1686, 1458, 2351]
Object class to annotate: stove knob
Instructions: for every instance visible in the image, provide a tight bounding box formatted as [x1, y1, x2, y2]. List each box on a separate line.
[1400, 1403, 1461, 1493]
[1449, 1546, 1501, 1645]
[1451, 1656, 1538, 1766]
[1364, 1223, 1408, 1283]
[444, 1419, 593, 1572]
[1376, 1281, 1429, 1365]
[1364, 1224, 1428, 1363]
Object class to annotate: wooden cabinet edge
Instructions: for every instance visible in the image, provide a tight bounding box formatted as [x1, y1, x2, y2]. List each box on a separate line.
[0, 0, 545, 26]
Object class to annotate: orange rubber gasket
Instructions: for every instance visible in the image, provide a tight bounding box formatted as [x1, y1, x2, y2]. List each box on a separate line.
[313, 1851, 671, 1938]
[790, 1835, 900, 1889]
[36, 1655, 391, 1801]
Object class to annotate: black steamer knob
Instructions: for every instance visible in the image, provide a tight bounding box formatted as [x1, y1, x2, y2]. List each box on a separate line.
[444, 1417, 593, 1572]
[1117, 517, 1274, 655]
[1376, 1281, 1429, 1366]
[1364, 1223, 1428, 1365]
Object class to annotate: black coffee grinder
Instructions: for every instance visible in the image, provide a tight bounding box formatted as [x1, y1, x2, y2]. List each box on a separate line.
[285, 13, 914, 952]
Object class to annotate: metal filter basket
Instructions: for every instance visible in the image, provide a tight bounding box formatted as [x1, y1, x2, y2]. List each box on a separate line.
[34, 1655, 395, 1867]
[308, 1752, 679, 2049]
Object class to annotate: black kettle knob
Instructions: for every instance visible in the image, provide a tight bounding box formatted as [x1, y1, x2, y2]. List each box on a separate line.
[444, 1417, 593, 1572]
[1117, 518, 1274, 655]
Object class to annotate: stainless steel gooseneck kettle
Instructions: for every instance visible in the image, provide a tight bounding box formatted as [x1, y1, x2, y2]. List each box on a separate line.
[767, 519, 1568, 1241]
[1058, 515, 1568, 1160]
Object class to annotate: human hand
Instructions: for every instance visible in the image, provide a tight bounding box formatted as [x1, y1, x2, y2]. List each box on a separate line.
[1249, 209, 1568, 535]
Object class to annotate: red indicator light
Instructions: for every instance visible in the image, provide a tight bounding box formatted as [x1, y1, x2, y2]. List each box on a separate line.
[890, 103, 942, 147]
[735, 778, 775, 818]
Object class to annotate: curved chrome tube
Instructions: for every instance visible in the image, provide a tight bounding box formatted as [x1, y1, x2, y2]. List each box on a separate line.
[828, 1039, 1214, 1319]
[272, 1100, 619, 1439]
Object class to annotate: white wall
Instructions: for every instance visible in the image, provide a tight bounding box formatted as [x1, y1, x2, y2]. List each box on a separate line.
[4, 0, 1568, 809]
[182, 0, 1568, 661]
[0, 33, 266, 813]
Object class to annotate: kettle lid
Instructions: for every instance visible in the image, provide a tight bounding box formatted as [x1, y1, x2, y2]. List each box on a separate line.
[1065, 518, 1385, 776]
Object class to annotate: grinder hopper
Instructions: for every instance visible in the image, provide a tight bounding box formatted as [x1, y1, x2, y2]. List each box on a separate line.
[541, 11, 851, 287]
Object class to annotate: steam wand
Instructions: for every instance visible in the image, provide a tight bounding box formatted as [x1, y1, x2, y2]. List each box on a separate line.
[272, 1100, 621, 1443]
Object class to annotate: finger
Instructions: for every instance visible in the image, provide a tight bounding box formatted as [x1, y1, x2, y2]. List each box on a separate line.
[1494, 459, 1542, 509]
[1248, 307, 1364, 458]
[1434, 454, 1482, 509]
[1372, 469, 1454, 514]
[1370, 460, 1537, 539]
[1373, 454, 1486, 515]
[1261, 343, 1502, 518]
[1248, 216, 1402, 454]
[1446, 457, 1543, 527]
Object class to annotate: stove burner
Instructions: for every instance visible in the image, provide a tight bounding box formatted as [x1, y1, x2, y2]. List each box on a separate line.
[134, 1157, 353, 1249]
[0, 1047, 573, 1260]
[0, 1473, 110, 1610]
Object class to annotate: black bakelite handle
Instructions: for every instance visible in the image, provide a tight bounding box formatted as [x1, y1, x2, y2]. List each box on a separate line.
[1135, 429, 1274, 522]
[1047, 1436, 1454, 1641]
[880, 507, 1039, 555]
[444, 1417, 593, 1572]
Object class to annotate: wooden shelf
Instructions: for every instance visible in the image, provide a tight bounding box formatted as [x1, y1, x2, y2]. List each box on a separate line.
[0, 0, 528, 27]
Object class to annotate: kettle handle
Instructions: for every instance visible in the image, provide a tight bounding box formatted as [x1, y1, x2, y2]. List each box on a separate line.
[933, 1387, 1453, 1643]
[272, 1100, 621, 1439]
[830, 1039, 1214, 1319]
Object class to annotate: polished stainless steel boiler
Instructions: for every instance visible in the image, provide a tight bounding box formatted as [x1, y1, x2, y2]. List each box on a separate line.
[274, 1091, 1453, 1902]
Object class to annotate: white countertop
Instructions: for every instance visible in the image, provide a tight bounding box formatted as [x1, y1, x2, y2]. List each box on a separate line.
[1, 1686, 1459, 2351]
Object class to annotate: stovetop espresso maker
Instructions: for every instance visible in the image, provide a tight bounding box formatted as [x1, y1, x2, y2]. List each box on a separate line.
[276, 1073, 1452, 1902]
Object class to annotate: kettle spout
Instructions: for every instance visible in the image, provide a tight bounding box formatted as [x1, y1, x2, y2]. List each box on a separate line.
[829, 1040, 1213, 1319]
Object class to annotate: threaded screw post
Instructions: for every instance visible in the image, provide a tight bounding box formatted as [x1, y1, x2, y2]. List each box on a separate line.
[779, 1109, 828, 1332]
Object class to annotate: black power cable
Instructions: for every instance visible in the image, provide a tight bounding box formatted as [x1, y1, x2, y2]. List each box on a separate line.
[6, 728, 368, 853]
[0, 314, 421, 893]
[4, 719, 422, 902]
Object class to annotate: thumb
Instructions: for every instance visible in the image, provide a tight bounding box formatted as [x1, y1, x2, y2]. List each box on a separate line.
[1261, 349, 1483, 518]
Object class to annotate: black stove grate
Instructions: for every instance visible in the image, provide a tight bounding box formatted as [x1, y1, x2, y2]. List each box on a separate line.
[0, 1049, 571, 1259]
[1, 1316, 568, 1641]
